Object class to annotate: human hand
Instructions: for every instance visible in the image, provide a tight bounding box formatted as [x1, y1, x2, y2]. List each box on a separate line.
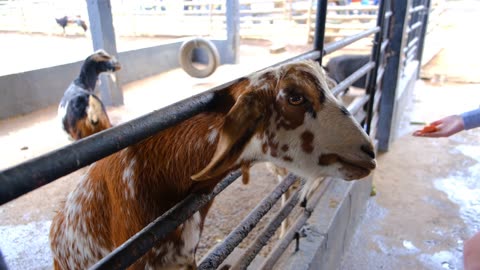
[464, 231, 480, 270]
[412, 115, 465, 137]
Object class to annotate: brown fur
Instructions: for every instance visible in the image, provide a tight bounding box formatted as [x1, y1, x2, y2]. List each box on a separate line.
[51, 81, 247, 269]
[241, 162, 251, 185]
[67, 96, 112, 140]
[300, 131, 315, 153]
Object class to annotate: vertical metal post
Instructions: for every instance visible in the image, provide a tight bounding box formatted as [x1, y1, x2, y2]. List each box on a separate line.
[226, 0, 240, 64]
[0, 249, 7, 270]
[313, 0, 328, 65]
[365, 0, 388, 134]
[377, 0, 410, 151]
[416, 0, 431, 78]
[87, 0, 123, 106]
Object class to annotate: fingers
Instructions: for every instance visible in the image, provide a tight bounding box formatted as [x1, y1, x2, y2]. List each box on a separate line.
[412, 130, 424, 137]
[412, 122, 441, 137]
[413, 130, 444, 137]
[412, 115, 464, 138]
[412, 125, 452, 137]
[429, 119, 444, 126]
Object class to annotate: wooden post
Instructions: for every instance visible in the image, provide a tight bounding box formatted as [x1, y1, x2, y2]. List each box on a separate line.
[86, 0, 123, 106]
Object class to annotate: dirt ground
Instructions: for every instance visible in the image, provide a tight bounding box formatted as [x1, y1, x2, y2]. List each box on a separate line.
[1, 1, 479, 269]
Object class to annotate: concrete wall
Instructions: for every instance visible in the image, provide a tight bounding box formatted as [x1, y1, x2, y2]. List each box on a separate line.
[274, 175, 373, 270]
[0, 62, 81, 121]
[117, 41, 183, 85]
[0, 39, 232, 120]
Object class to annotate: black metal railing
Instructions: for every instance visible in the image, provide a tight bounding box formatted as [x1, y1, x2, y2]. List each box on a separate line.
[90, 170, 242, 270]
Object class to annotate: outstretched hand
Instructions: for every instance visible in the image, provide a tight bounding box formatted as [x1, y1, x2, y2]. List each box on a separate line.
[413, 115, 465, 137]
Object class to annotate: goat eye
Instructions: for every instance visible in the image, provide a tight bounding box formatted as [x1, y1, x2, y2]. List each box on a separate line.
[288, 95, 305, 105]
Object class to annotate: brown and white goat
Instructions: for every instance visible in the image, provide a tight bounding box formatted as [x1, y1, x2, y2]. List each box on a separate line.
[49, 60, 376, 270]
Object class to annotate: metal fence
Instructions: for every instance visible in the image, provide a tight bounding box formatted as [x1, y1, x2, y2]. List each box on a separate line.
[376, 0, 431, 151]
[0, 0, 378, 42]
[0, 0, 430, 269]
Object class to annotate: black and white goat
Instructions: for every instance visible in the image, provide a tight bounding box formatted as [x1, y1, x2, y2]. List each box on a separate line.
[55, 16, 88, 34]
[58, 50, 120, 140]
[325, 54, 370, 90]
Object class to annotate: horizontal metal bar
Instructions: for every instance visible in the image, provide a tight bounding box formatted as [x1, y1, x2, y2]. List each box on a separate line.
[259, 177, 333, 270]
[323, 27, 380, 55]
[326, 14, 377, 20]
[230, 179, 304, 270]
[380, 39, 389, 53]
[89, 170, 241, 270]
[348, 95, 370, 116]
[0, 90, 218, 205]
[371, 113, 380, 131]
[198, 173, 299, 270]
[276, 50, 321, 66]
[408, 21, 422, 33]
[369, 113, 380, 140]
[326, 5, 380, 11]
[372, 90, 382, 114]
[406, 36, 419, 51]
[406, 45, 418, 60]
[0, 51, 322, 206]
[331, 62, 375, 96]
[354, 109, 367, 124]
[410, 5, 425, 14]
[385, 11, 393, 19]
[406, 52, 417, 64]
[377, 66, 385, 85]
[406, 40, 419, 58]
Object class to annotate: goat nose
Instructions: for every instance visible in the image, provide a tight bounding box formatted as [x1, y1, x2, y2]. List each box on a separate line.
[361, 144, 375, 159]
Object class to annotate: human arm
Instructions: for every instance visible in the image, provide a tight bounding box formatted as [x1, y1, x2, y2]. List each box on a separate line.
[461, 108, 480, 130]
[413, 115, 464, 137]
[464, 231, 480, 270]
[413, 108, 480, 137]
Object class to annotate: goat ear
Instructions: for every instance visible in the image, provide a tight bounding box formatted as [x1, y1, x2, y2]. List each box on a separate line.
[325, 75, 337, 90]
[321, 67, 337, 90]
[192, 92, 263, 181]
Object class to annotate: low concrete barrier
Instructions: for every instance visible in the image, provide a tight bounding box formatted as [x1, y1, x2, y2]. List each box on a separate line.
[0, 39, 231, 120]
[275, 175, 373, 270]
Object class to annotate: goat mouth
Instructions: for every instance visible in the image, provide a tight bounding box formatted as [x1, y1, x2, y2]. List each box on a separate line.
[111, 62, 122, 71]
[317, 153, 376, 180]
[338, 157, 376, 180]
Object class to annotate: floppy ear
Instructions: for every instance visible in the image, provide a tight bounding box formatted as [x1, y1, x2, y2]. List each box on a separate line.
[325, 75, 338, 90]
[321, 67, 337, 90]
[192, 91, 263, 181]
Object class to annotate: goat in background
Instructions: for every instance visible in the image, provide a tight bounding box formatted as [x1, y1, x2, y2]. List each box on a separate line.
[55, 15, 88, 34]
[58, 50, 120, 140]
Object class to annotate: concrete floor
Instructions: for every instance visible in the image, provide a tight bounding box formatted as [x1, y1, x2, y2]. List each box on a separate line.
[340, 1, 480, 269]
